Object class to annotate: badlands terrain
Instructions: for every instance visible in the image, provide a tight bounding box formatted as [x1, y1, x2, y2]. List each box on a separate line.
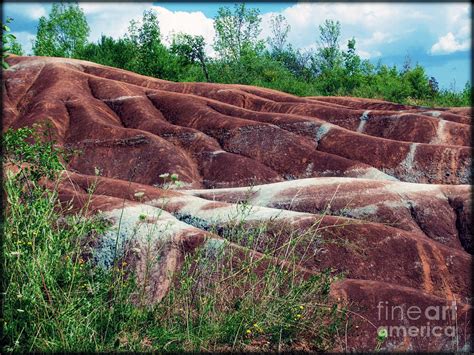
[3, 56, 472, 351]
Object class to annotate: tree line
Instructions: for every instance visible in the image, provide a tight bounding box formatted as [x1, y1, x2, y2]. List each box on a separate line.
[5, 2, 472, 106]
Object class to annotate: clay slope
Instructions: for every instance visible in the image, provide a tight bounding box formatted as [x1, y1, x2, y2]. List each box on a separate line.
[3, 56, 472, 352]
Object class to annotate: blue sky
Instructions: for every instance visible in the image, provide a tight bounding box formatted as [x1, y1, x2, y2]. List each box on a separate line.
[3, 2, 471, 90]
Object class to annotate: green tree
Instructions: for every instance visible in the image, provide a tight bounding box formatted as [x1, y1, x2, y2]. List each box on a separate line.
[2, 18, 23, 58]
[77, 35, 137, 70]
[170, 33, 210, 82]
[126, 10, 179, 79]
[267, 14, 290, 55]
[402, 64, 431, 99]
[213, 3, 263, 62]
[2, 17, 19, 68]
[342, 38, 362, 93]
[314, 19, 342, 73]
[33, 2, 90, 58]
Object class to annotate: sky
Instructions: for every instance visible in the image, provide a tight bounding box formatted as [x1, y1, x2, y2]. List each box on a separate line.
[3, 2, 471, 90]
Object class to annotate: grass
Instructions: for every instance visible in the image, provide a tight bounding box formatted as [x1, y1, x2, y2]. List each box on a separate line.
[1, 127, 346, 352]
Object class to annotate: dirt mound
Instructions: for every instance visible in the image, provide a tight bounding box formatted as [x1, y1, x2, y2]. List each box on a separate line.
[3, 56, 472, 351]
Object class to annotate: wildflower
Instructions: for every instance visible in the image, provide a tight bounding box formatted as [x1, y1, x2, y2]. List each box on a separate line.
[246, 329, 252, 334]
[159, 173, 170, 178]
[295, 314, 302, 319]
[134, 191, 145, 198]
[122, 261, 127, 266]
[299, 305, 304, 310]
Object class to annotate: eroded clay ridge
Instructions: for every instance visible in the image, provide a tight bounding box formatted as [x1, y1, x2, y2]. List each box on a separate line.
[3, 56, 471, 188]
[57, 172, 471, 352]
[3, 56, 472, 351]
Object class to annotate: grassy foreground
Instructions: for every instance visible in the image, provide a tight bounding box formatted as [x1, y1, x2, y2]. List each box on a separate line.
[1, 127, 345, 352]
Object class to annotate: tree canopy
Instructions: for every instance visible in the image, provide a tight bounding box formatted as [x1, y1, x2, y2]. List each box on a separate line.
[14, 2, 471, 107]
[33, 2, 89, 58]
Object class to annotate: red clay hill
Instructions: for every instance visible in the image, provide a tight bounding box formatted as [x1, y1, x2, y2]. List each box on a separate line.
[3, 56, 472, 352]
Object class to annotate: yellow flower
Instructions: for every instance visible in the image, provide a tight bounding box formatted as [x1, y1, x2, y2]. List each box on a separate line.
[122, 261, 127, 266]
[246, 329, 252, 334]
[299, 305, 304, 310]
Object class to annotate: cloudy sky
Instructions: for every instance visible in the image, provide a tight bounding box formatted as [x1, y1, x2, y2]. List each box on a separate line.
[4, 1, 471, 90]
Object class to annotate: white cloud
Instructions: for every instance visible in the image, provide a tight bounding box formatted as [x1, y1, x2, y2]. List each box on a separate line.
[152, 6, 215, 55]
[11, 31, 36, 55]
[429, 3, 471, 55]
[357, 49, 381, 60]
[259, 3, 443, 60]
[8, 3, 47, 20]
[28, 5, 47, 20]
[430, 32, 470, 55]
[79, 3, 216, 56]
[83, 3, 150, 41]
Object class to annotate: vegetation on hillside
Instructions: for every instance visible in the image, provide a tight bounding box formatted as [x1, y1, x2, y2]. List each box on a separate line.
[7, 2, 472, 107]
[1, 126, 346, 352]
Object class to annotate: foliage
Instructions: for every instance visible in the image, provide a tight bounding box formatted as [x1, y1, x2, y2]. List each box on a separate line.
[171, 33, 210, 82]
[2, 17, 20, 68]
[77, 35, 137, 70]
[315, 19, 342, 73]
[213, 3, 263, 62]
[267, 14, 290, 55]
[8, 3, 474, 106]
[2, 124, 65, 182]
[125, 10, 181, 80]
[33, 2, 90, 58]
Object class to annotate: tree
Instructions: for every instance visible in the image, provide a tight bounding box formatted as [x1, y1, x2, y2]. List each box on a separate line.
[314, 19, 342, 72]
[125, 10, 179, 80]
[402, 64, 431, 99]
[310, 19, 344, 94]
[402, 53, 412, 73]
[170, 33, 210, 82]
[33, 2, 89, 58]
[428, 76, 439, 96]
[342, 38, 362, 93]
[267, 14, 290, 54]
[2, 17, 22, 68]
[213, 3, 262, 61]
[7, 39, 23, 56]
[77, 35, 137, 70]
